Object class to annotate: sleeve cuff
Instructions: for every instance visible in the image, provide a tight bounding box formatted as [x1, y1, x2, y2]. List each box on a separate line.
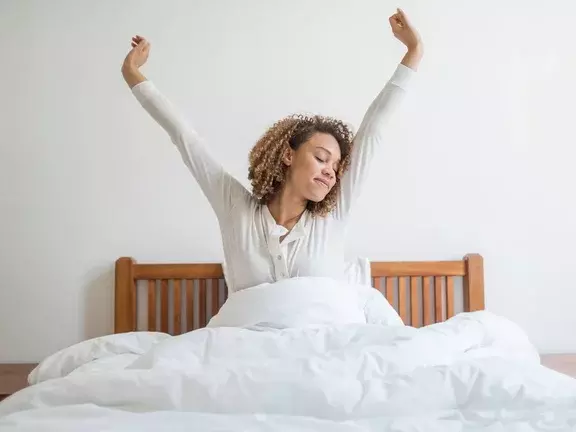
[130, 80, 156, 101]
[389, 63, 415, 89]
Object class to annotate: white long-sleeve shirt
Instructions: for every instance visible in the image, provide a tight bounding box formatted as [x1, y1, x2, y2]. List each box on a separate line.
[131, 64, 413, 292]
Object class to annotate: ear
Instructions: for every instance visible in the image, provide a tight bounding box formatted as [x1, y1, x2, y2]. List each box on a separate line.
[282, 147, 294, 167]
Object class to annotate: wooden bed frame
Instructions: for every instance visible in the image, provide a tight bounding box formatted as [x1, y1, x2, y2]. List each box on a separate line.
[114, 254, 484, 334]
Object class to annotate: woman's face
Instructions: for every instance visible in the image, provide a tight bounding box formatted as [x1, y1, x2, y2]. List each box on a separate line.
[284, 132, 342, 202]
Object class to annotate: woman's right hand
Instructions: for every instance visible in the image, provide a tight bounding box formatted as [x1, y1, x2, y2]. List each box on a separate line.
[123, 35, 151, 71]
[121, 35, 150, 88]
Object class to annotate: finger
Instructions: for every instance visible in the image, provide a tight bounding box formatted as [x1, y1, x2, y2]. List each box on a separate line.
[389, 15, 402, 31]
[396, 17, 405, 28]
[396, 8, 411, 25]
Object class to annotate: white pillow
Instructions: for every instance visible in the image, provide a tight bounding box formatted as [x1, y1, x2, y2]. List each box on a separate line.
[207, 277, 367, 329]
[344, 258, 404, 326]
[355, 284, 404, 326]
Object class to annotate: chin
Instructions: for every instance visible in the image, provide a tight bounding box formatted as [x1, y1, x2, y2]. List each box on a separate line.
[304, 182, 332, 203]
[306, 190, 330, 203]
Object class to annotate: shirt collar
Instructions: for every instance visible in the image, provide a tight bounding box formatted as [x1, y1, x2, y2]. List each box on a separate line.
[263, 205, 309, 244]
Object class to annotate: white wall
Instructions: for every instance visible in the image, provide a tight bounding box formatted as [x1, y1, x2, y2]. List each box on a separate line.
[1, 0, 575, 362]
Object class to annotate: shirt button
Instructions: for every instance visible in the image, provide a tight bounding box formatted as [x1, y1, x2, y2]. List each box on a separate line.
[277, 255, 282, 260]
[280, 273, 285, 277]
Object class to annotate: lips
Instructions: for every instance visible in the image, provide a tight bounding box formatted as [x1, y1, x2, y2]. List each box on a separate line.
[314, 178, 330, 189]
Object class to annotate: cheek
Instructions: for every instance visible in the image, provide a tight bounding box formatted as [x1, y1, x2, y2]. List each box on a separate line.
[291, 157, 318, 179]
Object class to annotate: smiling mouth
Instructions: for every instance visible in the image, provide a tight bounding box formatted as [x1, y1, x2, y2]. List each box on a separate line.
[314, 179, 330, 189]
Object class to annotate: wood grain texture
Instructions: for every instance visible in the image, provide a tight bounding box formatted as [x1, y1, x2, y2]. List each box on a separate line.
[186, 279, 194, 331]
[134, 264, 223, 280]
[114, 257, 135, 333]
[173, 280, 182, 335]
[464, 253, 485, 311]
[371, 261, 465, 277]
[199, 279, 207, 328]
[410, 277, 419, 327]
[398, 277, 408, 323]
[211, 278, 220, 317]
[147, 280, 156, 331]
[385, 277, 394, 306]
[160, 280, 169, 333]
[423, 276, 432, 326]
[434, 276, 443, 323]
[446, 276, 455, 319]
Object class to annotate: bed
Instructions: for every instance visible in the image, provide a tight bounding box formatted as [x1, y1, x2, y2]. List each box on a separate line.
[1, 253, 575, 431]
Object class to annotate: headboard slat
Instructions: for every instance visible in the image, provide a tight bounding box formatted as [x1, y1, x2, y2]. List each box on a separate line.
[173, 280, 182, 335]
[211, 279, 220, 317]
[160, 280, 169, 333]
[398, 277, 408, 323]
[185, 280, 194, 331]
[435, 277, 444, 322]
[198, 280, 207, 329]
[423, 276, 432, 326]
[410, 277, 419, 327]
[446, 276, 455, 319]
[385, 277, 394, 306]
[147, 280, 156, 331]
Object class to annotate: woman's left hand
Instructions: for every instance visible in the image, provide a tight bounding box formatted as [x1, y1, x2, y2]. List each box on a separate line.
[389, 8, 422, 52]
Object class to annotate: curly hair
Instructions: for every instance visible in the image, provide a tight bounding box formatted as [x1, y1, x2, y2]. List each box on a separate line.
[248, 114, 354, 217]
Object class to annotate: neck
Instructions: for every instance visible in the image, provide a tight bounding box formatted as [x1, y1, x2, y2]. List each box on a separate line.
[267, 185, 307, 227]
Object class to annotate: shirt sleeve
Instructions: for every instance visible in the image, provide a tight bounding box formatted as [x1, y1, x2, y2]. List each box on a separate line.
[131, 80, 248, 219]
[334, 63, 414, 220]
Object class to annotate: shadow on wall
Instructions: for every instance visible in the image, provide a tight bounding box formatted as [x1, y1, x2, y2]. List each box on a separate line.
[83, 264, 115, 340]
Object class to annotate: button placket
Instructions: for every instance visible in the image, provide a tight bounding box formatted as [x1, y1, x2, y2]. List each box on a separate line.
[268, 233, 288, 281]
[276, 251, 288, 280]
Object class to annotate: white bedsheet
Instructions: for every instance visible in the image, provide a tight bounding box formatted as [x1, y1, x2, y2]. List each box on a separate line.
[1, 289, 576, 431]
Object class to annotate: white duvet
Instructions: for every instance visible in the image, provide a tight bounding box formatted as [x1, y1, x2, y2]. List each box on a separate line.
[1, 278, 576, 431]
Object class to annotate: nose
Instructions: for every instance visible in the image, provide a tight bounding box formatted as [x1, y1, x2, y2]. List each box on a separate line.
[322, 166, 335, 179]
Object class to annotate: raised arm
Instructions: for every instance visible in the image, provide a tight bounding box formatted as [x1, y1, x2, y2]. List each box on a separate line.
[121, 36, 247, 219]
[336, 9, 423, 219]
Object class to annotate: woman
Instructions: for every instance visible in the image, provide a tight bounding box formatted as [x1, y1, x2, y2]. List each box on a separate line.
[122, 8, 423, 292]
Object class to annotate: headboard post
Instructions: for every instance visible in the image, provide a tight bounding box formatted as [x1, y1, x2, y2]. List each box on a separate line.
[115, 257, 137, 333]
[463, 253, 485, 311]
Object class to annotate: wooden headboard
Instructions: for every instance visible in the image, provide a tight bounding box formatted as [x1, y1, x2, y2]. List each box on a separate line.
[114, 254, 484, 334]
